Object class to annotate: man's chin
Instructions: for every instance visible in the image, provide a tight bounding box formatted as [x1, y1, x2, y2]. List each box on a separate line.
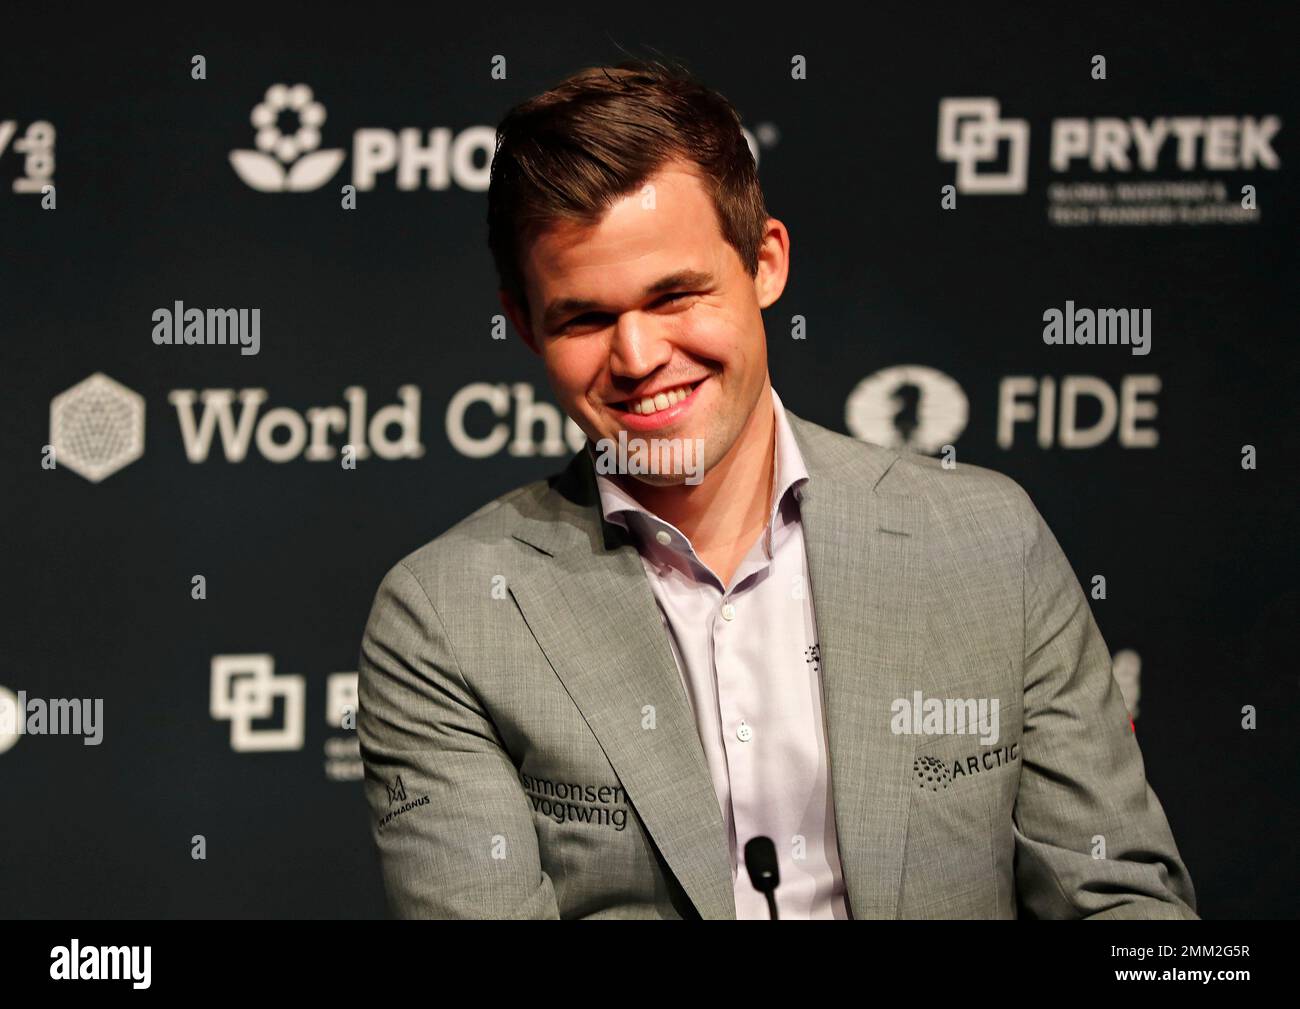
[586, 429, 713, 488]
[621, 470, 689, 488]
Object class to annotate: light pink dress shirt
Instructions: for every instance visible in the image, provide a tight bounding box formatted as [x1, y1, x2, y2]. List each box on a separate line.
[594, 387, 850, 919]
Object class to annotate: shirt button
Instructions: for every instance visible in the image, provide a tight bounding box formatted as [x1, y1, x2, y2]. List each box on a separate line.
[655, 530, 672, 546]
[736, 722, 753, 742]
[721, 603, 736, 621]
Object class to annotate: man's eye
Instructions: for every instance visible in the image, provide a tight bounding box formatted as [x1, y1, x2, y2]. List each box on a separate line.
[559, 294, 693, 331]
[559, 313, 606, 331]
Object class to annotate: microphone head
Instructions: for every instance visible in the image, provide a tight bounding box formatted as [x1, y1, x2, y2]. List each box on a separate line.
[744, 835, 780, 893]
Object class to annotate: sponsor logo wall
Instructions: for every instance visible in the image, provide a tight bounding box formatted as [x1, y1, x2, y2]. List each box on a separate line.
[1, 10, 1292, 918]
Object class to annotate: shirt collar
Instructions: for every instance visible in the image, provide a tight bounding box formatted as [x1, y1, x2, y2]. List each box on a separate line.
[593, 386, 809, 560]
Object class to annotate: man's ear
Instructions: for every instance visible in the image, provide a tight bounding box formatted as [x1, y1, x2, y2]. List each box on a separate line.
[500, 289, 540, 355]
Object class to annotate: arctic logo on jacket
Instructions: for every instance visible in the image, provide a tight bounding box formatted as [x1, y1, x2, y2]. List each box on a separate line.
[913, 742, 1020, 792]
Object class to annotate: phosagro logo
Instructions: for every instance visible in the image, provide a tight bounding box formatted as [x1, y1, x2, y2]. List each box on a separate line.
[49, 373, 145, 483]
[845, 365, 969, 455]
[230, 82, 774, 196]
[938, 97, 1030, 194]
[229, 81, 496, 193]
[229, 83, 344, 192]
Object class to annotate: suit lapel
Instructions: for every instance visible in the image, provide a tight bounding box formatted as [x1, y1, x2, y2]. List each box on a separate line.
[788, 412, 926, 919]
[507, 450, 736, 920]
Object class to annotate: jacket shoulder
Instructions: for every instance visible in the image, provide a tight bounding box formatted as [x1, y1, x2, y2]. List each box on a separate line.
[790, 411, 1035, 521]
[380, 477, 550, 609]
[882, 449, 1035, 519]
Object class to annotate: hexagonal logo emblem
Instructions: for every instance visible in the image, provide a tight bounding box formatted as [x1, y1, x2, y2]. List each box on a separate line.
[49, 373, 145, 483]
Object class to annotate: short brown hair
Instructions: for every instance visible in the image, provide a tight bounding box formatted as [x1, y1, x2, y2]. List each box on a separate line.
[486, 58, 769, 324]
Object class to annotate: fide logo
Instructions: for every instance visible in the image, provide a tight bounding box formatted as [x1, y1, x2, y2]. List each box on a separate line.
[938, 97, 1030, 195]
[845, 365, 969, 455]
[229, 83, 345, 192]
[49, 372, 145, 483]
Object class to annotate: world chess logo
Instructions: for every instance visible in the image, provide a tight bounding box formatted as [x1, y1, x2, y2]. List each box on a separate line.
[49, 373, 145, 483]
[209, 654, 305, 752]
[229, 83, 345, 192]
[937, 97, 1029, 194]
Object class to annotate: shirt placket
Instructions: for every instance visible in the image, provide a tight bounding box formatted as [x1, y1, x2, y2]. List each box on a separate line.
[708, 543, 773, 877]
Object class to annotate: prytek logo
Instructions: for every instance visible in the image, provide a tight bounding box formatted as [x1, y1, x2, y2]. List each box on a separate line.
[210, 654, 305, 753]
[940, 96, 1282, 201]
[49, 373, 145, 482]
[229, 83, 344, 192]
[208, 655, 360, 780]
[845, 365, 969, 454]
[229, 81, 496, 193]
[938, 98, 1030, 194]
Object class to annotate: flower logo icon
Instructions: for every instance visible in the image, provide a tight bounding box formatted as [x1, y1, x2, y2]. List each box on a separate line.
[229, 83, 345, 192]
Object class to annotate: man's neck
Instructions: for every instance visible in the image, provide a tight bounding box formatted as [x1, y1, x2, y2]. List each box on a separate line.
[612, 382, 777, 563]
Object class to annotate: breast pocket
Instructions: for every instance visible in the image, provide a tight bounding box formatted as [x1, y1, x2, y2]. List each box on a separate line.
[898, 701, 1022, 918]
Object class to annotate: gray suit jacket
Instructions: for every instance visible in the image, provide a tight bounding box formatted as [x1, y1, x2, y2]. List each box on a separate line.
[357, 408, 1198, 919]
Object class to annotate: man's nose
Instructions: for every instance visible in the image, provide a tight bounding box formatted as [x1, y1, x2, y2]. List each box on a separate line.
[608, 315, 672, 378]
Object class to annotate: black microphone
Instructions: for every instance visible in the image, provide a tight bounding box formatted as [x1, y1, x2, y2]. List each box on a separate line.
[744, 835, 780, 920]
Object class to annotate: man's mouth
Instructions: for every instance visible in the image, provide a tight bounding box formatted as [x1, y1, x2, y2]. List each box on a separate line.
[610, 379, 705, 417]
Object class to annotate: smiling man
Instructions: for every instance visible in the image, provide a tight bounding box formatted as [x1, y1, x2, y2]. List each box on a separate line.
[356, 59, 1198, 919]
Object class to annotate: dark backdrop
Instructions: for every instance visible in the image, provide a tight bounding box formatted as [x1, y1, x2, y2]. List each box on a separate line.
[1, 4, 1295, 918]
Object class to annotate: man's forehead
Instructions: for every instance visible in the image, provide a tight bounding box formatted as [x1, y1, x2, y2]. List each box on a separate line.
[536, 174, 711, 259]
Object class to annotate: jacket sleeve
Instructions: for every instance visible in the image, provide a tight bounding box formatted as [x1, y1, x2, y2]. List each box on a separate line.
[357, 560, 560, 919]
[1009, 488, 1198, 919]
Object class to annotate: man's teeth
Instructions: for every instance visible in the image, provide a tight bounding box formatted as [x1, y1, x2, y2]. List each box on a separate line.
[626, 383, 695, 415]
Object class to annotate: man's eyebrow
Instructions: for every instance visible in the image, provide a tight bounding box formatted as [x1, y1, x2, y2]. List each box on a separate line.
[541, 269, 714, 331]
